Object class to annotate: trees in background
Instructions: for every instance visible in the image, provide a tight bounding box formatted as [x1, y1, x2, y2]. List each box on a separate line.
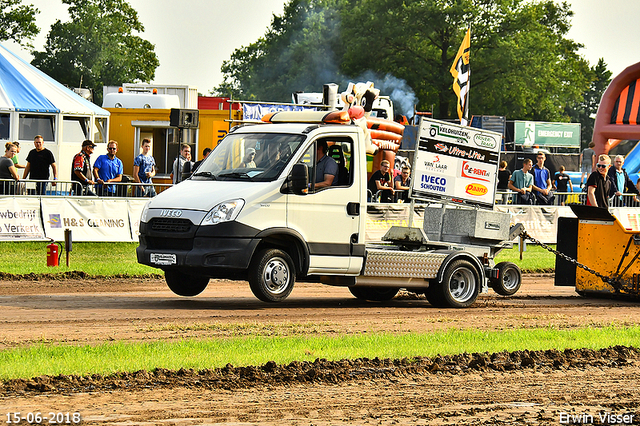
[566, 58, 612, 146]
[215, 0, 597, 125]
[31, 0, 159, 105]
[216, 0, 347, 101]
[0, 0, 39, 47]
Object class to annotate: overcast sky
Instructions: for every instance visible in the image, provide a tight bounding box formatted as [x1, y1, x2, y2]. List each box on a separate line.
[2, 0, 639, 95]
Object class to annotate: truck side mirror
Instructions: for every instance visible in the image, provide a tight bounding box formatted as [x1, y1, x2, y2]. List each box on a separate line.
[182, 161, 192, 180]
[290, 163, 309, 195]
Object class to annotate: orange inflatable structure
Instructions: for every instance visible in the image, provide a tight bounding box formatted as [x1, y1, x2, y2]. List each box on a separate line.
[592, 62, 640, 155]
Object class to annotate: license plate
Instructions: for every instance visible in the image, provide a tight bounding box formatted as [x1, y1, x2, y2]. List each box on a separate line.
[150, 253, 177, 265]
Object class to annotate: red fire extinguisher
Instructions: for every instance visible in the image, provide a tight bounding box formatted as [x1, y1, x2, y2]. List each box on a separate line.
[46, 241, 61, 267]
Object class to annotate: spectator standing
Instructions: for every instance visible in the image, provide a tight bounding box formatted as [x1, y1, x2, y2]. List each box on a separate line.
[368, 159, 394, 202]
[11, 141, 24, 169]
[394, 166, 411, 202]
[553, 166, 573, 205]
[0, 142, 20, 195]
[586, 155, 615, 208]
[607, 155, 640, 205]
[23, 135, 57, 195]
[71, 140, 96, 196]
[171, 144, 191, 184]
[133, 138, 157, 197]
[497, 160, 512, 204]
[193, 147, 212, 172]
[580, 141, 596, 188]
[93, 140, 123, 196]
[508, 158, 534, 204]
[531, 152, 555, 205]
[315, 140, 338, 189]
[497, 160, 511, 190]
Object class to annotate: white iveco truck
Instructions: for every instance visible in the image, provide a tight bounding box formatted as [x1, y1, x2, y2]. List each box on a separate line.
[137, 112, 522, 308]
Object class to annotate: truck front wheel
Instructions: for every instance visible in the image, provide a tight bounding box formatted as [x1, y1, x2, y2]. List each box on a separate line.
[164, 270, 210, 296]
[430, 259, 479, 308]
[249, 248, 296, 302]
[349, 286, 399, 301]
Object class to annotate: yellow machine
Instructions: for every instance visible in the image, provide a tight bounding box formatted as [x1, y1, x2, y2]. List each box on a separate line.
[555, 205, 640, 297]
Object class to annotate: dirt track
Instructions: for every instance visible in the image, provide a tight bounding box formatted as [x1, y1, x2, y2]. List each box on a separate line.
[1, 275, 640, 425]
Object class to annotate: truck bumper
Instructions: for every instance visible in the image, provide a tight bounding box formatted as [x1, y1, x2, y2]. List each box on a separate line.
[137, 219, 262, 278]
[137, 236, 260, 277]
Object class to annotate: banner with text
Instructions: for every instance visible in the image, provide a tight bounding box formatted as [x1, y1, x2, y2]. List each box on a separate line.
[411, 118, 501, 209]
[0, 198, 44, 240]
[127, 199, 148, 240]
[41, 198, 133, 242]
[242, 103, 317, 121]
[514, 121, 581, 148]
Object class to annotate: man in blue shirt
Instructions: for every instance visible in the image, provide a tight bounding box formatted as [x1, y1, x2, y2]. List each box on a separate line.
[93, 140, 123, 196]
[133, 138, 156, 197]
[531, 152, 555, 205]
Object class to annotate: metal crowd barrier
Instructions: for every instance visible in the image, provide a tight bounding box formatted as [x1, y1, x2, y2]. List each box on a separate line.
[0, 179, 172, 198]
[495, 190, 640, 207]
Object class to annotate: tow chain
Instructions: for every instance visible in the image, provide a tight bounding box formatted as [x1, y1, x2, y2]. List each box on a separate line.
[518, 230, 622, 289]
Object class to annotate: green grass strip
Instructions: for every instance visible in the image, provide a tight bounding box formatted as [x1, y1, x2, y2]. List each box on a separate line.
[0, 241, 555, 276]
[2, 326, 640, 380]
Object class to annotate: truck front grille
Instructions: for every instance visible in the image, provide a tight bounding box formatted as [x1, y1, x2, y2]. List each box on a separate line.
[150, 218, 192, 233]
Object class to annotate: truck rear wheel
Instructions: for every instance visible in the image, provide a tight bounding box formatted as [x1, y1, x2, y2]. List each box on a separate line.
[349, 286, 399, 301]
[249, 248, 295, 302]
[490, 262, 522, 296]
[164, 270, 210, 296]
[430, 259, 479, 308]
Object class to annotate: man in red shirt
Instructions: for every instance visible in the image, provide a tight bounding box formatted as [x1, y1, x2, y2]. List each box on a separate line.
[71, 140, 96, 196]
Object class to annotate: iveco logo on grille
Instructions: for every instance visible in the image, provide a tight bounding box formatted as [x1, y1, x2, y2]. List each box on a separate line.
[159, 209, 183, 218]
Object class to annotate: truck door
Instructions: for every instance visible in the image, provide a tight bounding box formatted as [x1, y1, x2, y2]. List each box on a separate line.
[287, 136, 362, 274]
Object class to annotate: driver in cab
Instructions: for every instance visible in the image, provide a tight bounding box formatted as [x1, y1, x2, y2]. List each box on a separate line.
[315, 140, 338, 189]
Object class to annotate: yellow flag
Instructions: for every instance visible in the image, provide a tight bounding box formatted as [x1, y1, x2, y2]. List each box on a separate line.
[450, 28, 470, 126]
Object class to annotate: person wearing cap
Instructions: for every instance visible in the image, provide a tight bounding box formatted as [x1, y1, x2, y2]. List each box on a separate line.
[240, 147, 256, 168]
[71, 140, 97, 196]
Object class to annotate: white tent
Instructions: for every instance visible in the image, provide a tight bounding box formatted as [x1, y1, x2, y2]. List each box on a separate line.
[0, 44, 110, 181]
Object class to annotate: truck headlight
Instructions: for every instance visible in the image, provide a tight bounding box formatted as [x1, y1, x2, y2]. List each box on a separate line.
[201, 199, 245, 226]
[140, 201, 150, 223]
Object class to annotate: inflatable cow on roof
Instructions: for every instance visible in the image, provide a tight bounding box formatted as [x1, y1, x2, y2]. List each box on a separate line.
[340, 81, 404, 177]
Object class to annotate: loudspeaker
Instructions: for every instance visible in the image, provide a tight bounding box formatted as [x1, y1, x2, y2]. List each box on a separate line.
[170, 108, 199, 128]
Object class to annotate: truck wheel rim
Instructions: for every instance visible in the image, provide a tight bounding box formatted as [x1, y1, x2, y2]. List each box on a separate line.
[449, 268, 476, 302]
[502, 268, 519, 290]
[263, 257, 289, 294]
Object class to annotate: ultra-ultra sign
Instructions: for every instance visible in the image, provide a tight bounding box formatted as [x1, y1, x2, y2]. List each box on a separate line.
[411, 118, 501, 209]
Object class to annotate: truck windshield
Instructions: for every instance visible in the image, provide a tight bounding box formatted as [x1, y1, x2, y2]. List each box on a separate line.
[193, 132, 305, 182]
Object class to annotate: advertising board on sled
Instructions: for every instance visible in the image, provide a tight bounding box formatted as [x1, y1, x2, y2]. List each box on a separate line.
[411, 118, 502, 210]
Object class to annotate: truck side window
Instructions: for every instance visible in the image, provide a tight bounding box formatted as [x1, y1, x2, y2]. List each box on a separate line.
[300, 138, 353, 193]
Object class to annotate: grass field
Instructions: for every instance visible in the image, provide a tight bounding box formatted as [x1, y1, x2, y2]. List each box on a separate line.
[0, 241, 556, 276]
[2, 326, 639, 380]
[0, 240, 571, 381]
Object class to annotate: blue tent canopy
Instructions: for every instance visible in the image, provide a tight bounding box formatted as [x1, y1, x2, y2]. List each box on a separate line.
[0, 48, 58, 113]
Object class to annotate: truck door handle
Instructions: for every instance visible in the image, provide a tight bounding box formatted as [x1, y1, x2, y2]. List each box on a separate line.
[347, 202, 360, 216]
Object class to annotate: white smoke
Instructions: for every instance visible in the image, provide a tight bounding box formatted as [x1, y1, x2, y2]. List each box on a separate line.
[354, 71, 417, 119]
